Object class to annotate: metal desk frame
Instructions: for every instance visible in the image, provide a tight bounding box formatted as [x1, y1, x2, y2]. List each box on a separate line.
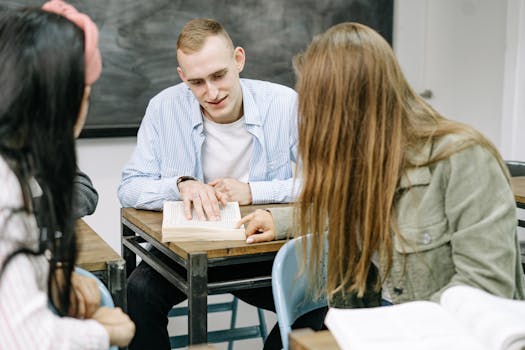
[121, 208, 285, 345]
[76, 220, 127, 310]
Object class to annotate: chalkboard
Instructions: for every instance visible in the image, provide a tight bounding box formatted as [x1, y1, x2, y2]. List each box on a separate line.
[1, 0, 393, 137]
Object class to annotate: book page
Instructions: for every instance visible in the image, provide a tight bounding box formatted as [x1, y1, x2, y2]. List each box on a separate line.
[163, 201, 242, 229]
[441, 285, 525, 350]
[161, 201, 246, 241]
[325, 302, 487, 350]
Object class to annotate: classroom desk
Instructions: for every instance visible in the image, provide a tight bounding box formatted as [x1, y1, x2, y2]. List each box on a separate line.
[511, 176, 525, 207]
[76, 219, 127, 310]
[289, 329, 340, 350]
[511, 176, 525, 269]
[121, 204, 289, 345]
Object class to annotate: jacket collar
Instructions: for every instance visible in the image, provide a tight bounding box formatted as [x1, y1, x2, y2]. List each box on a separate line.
[398, 141, 433, 189]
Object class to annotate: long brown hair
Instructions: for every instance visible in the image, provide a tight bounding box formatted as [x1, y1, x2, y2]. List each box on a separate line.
[293, 22, 506, 298]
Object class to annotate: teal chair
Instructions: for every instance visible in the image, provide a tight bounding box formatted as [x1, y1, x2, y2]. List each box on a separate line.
[272, 235, 328, 350]
[50, 267, 117, 350]
[168, 295, 268, 349]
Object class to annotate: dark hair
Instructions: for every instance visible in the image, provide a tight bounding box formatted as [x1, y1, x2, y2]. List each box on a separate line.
[0, 7, 85, 314]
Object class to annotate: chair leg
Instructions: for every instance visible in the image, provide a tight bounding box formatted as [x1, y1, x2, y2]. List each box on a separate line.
[228, 296, 239, 350]
[257, 307, 268, 341]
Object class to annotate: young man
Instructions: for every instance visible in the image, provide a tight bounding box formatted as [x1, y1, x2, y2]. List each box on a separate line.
[118, 19, 299, 350]
[118, 19, 298, 221]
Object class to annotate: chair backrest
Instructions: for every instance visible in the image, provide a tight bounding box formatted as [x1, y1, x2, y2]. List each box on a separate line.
[272, 235, 328, 350]
[506, 160, 525, 177]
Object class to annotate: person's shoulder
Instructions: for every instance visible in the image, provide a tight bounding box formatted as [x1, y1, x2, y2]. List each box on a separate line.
[241, 78, 297, 98]
[430, 132, 504, 180]
[432, 132, 490, 160]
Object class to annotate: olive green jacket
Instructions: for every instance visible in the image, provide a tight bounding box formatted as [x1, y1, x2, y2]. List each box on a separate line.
[272, 135, 525, 307]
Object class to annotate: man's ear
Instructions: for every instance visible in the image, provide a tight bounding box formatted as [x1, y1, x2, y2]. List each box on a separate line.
[177, 66, 186, 82]
[234, 46, 245, 73]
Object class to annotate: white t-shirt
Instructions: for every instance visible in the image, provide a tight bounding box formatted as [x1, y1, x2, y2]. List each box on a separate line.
[202, 115, 252, 183]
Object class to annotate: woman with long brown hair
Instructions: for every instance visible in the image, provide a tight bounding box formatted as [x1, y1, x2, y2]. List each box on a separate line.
[239, 21, 524, 333]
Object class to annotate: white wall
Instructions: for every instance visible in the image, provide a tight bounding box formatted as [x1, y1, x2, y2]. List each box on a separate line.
[501, 0, 525, 160]
[77, 137, 136, 253]
[395, 0, 509, 149]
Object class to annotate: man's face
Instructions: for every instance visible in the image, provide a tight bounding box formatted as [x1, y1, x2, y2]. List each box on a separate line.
[177, 35, 245, 124]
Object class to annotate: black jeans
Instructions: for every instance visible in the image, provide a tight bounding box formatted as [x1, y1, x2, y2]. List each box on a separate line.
[127, 247, 327, 350]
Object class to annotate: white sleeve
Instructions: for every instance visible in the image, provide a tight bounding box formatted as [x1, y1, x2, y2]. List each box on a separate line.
[0, 254, 109, 350]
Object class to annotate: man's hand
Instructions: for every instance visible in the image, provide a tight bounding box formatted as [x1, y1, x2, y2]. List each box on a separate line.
[178, 180, 227, 221]
[236, 209, 275, 243]
[209, 178, 252, 205]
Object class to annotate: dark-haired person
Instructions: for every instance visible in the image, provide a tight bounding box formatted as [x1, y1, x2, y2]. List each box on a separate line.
[74, 169, 98, 219]
[0, 1, 134, 349]
[239, 22, 525, 346]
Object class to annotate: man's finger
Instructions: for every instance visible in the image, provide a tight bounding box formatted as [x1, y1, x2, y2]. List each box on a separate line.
[215, 190, 229, 206]
[182, 197, 193, 220]
[192, 192, 206, 221]
[202, 191, 220, 221]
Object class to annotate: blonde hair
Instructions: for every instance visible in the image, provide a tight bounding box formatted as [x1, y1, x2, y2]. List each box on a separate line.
[177, 18, 234, 54]
[293, 22, 506, 298]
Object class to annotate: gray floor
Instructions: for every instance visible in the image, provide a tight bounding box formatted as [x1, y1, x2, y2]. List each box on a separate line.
[167, 294, 277, 350]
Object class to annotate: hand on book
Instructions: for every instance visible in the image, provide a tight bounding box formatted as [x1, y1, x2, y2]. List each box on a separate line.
[209, 178, 253, 205]
[237, 209, 276, 243]
[178, 180, 228, 221]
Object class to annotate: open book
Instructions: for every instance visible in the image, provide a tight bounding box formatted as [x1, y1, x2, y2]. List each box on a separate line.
[325, 285, 525, 350]
[161, 201, 245, 242]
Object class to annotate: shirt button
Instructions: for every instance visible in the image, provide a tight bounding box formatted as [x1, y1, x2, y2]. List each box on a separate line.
[420, 232, 432, 245]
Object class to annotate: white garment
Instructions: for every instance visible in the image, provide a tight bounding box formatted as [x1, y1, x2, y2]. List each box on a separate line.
[0, 156, 109, 350]
[202, 115, 252, 184]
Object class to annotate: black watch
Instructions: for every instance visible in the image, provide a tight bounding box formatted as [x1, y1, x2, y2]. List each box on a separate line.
[176, 176, 197, 189]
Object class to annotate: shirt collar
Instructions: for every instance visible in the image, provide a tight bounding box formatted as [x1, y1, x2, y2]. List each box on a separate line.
[240, 79, 262, 126]
[188, 79, 262, 128]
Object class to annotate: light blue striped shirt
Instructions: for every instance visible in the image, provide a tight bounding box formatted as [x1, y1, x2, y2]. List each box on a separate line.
[118, 79, 299, 210]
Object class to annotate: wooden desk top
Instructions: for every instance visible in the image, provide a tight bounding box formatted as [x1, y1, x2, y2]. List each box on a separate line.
[289, 329, 340, 350]
[121, 204, 289, 259]
[76, 219, 121, 271]
[511, 176, 525, 205]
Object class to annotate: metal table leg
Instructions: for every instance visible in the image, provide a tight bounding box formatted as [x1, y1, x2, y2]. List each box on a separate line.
[107, 259, 127, 311]
[121, 223, 136, 277]
[188, 252, 208, 345]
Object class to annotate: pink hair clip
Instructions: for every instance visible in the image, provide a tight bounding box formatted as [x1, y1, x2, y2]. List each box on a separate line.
[42, 0, 102, 85]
